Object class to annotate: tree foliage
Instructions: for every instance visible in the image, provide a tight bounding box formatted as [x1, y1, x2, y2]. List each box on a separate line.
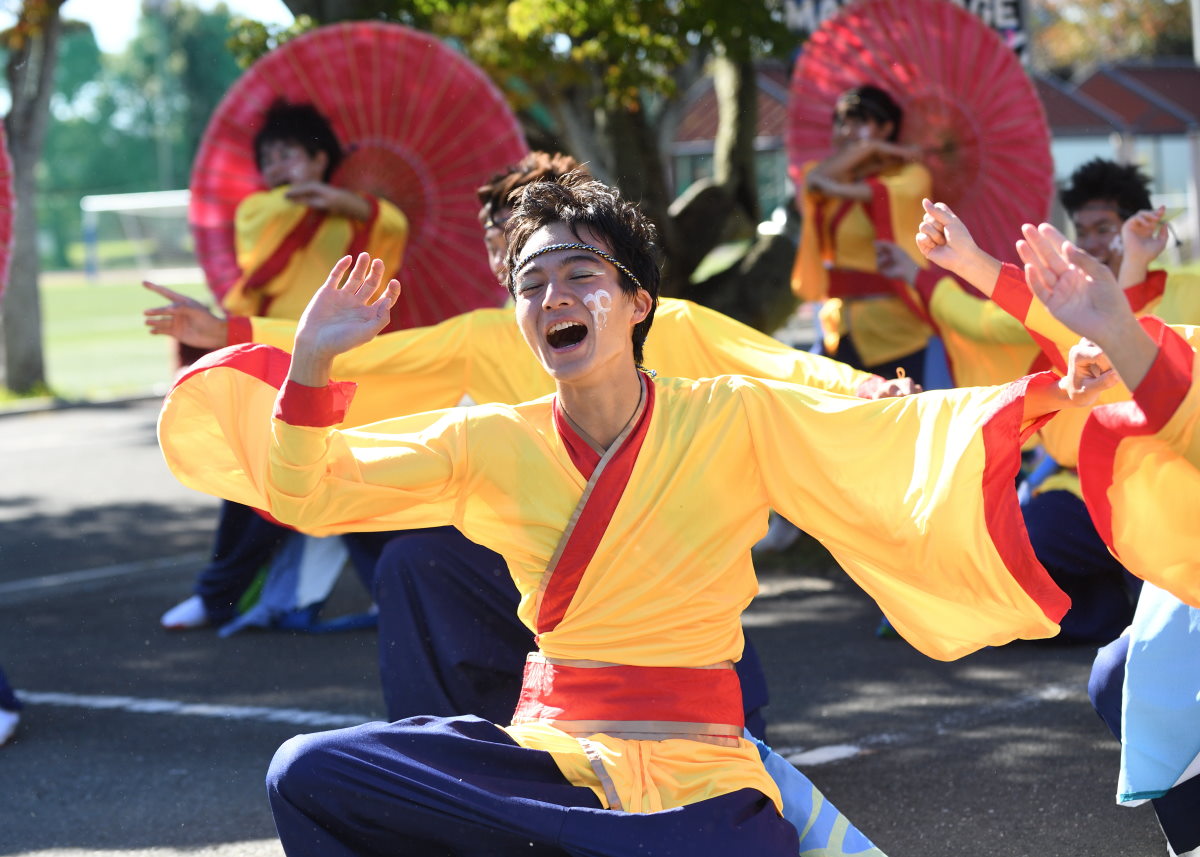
[1031, 0, 1193, 74]
[269, 0, 799, 326]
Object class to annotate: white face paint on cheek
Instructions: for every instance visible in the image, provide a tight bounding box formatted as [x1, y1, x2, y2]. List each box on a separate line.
[583, 289, 613, 330]
[1108, 233, 1123, 255]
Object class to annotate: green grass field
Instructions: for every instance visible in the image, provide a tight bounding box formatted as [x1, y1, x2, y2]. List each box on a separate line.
[5, 256, 1200, 406]
[6, 275, 212, 404]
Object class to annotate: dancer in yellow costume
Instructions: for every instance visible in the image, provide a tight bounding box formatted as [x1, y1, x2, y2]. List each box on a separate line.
[1019, 217, 1200, 857]
[221, 99, 409, 321]
[159, 173, 1104, 855]
[912, 192, 1197, 642]
[791, 85, 932, 382]
[158, 99, 409, 632]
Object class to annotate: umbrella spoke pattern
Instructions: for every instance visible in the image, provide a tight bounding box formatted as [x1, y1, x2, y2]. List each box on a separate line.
[788, 0, 1052, 266]
[190, 22, 529, 329]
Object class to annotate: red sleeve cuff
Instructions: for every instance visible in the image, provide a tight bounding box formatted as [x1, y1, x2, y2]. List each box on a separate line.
[1131, 316, 1195, 432]
[991, 263, 1033, 321]
[226, 316, 253, 346]
[273, 378, 357, 427]
[1123, 269, 1167, 315]
[1018, 371, 1061, 444]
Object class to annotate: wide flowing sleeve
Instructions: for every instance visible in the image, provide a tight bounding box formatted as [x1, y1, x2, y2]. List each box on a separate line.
[735, 375, 1069, 660]
[791, 161, 829, 303]
[1078, 318, 1200, 605]
[990, 263, 1173, 373]
[158, 343, 469, 537]
[241, 309, 546, 427]
[647, 299, 876, 395]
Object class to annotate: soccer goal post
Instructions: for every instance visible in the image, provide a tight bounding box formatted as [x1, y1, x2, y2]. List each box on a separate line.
[80, 189, 200, 284]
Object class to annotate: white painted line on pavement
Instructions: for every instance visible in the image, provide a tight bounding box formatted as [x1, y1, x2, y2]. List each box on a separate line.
[775, 682, 1085, 767]
[18, 691, 372, 728]
[0, 552, 207, 595]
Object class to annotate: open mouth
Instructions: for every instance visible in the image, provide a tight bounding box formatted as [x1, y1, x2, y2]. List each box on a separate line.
[546, 321, 588, 350]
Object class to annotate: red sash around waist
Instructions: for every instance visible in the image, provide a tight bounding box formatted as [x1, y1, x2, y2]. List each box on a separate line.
[511, 653, 744, 746]
[827, 268, 898, 300]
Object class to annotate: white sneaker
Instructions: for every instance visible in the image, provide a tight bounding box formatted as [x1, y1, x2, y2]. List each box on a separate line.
[0, 708, 19, 746]
[160, 595, 210, 630]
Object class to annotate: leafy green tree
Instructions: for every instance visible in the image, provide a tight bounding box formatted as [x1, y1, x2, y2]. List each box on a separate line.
[1031, 0, 1193, 74]
[265, 0, 801, 330]
[114, 1, 244, 188]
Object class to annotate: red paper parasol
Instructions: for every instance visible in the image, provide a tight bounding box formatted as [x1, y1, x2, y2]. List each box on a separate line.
[787, 0, 1053, 265]
[190, 21, 528, 329]
[0, 124, 14, 299]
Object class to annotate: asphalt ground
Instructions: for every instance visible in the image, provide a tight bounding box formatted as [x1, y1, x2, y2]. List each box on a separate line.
[0, 397, 1167, 856]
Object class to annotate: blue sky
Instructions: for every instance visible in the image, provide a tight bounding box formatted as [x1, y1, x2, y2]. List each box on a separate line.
[59, 0, 295, 54]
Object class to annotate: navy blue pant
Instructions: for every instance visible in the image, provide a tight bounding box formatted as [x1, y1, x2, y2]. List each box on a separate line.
[373, 527, 770, 738]
[1090, 633, 1200, 854]
[266, 715, 797, 857]
[0, 664, 20, 712]
[819, 334, 927, 389]
[197, 500, 394, 625]
[1024, 490, 1141, 644]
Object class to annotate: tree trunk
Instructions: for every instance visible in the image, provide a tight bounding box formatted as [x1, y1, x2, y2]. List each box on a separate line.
[601, 98, 685, 295]
[2, 2, 66, 395]
[710, 52, 760, 225]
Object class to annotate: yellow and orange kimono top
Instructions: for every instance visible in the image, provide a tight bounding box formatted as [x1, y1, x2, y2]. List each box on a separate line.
[791, 160, 933, 365]
[224, 298, 881, 428]
[985, 263, 1200, 605]
[909, 267, 1039, 388]
[1077, 318, 1200, 606]
[221, 185, 409, 320]
[159, 343, 1071, 814]
[989, 263, 1197, 498]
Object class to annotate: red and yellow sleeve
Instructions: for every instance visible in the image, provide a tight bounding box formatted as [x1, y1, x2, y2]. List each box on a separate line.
[647, 299, 877, 396]
[158, 343, 469, 536]
[791, 161, 828, 303]
[1078, 319, 1200, 605]
[736, 375, 1067, 660]
[921, 270, 1040, 387]
[240, 309, 548, 426]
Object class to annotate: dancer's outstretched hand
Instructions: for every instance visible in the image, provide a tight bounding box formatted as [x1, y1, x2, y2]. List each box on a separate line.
[142, 281, 227, 348]
[914, 199, 1000, 293]
[294, 253, 402, 362]
[1061, 338, 1118, 405]
[1123, 207, 1169, 262]
[1017, 222, 1132, 345]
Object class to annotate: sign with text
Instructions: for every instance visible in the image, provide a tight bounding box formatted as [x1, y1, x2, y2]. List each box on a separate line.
[784, 0, 1028, 60]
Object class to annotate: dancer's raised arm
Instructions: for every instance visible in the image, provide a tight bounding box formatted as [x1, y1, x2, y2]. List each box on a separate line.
[287, 253, 403, 387]
[914, 199, 1002, 295]
[1017, 222, 1157, 391]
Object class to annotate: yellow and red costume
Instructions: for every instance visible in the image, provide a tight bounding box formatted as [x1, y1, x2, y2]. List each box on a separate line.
[224, 298, 881, 428]
[791, 160, 932, 366]
[908, 267, 1039, 388]
[1077, 318, 1200, 604]
[160, 342, 1071, 814]
[221, 186, 409, 320]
